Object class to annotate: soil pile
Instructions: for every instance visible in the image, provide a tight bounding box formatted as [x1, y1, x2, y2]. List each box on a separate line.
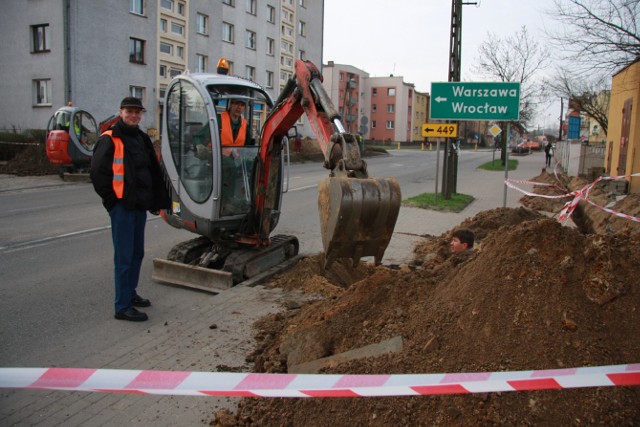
[214, 202, 640, 425]
[0, 143, 59, 176]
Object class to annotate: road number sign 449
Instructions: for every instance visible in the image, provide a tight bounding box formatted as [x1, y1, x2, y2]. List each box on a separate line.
[430, 82, 521, 121]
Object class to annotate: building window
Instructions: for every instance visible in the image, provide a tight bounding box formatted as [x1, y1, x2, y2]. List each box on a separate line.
[372, 104, 377, 113]
[267, 5, 276, 23]
[223, 0, 234, 6]
[196, 54, 207, 72]
[299, 0, 305, 6]
[171, 22, 184, 36]
[31, 24, 50, 53]
[129, 38, 145, 63]
[222, 22, 234, 43]
[282, 25, 293, 38]
[196, 13, 208, 35]
[227, 61, 234, 74]
[177, 2, 185, 15]
[33, 79, 51, 105]
[266, 70, 274, 88]
[170, 67, 182, 77]
[388, 88, 396, 96]
[159, 65, 167, 77]
[177, 45, 184, 59]
[387, 104, 395, 113]
[267, 37, 275, 55]
[246, 30, 256, 49]
[372, 120, 376, 129]
[245, 65, 255, 81]
[372, 88, 377, 96]
[386, 120, 394, 129]
[298, 21, 306, 37]
[130, 86, 145, 100]
[160, 42, 172, 55]
[298, 49, 305, 60]
[246, 0, 256, 15]
[161, 0, 173, 11]
[130, 0, 145, 15]
[160, 19, 167, 32]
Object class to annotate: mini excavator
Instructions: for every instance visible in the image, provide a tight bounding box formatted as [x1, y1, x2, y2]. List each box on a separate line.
[152, 59, 401, 291]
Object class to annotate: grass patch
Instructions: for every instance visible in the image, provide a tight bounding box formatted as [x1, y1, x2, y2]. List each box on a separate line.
[403, 192, 474, 212]
[478, 158, 518, 171]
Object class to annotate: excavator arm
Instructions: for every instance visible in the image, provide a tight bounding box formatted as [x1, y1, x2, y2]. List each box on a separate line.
[246, 60, 401, 267]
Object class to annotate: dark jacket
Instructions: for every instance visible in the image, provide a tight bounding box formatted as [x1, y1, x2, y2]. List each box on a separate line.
[90, 120, 171, 212]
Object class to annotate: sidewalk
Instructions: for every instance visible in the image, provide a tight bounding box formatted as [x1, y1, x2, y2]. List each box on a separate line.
[0, 152, 546, 426]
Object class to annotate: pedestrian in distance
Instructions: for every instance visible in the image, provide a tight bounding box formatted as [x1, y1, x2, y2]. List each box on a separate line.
[450, 228, 475, 254]
[91, 97, 171, 322]
[544, 141, 553, 168]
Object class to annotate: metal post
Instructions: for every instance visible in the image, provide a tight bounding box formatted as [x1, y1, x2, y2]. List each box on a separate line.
[435, 140, 441, 204]
[503, 122, 511, 207]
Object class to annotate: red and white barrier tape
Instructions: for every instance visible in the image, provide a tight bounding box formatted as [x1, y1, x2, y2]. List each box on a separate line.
[505, 173, 640, 224]
[1, 364, 638, 397]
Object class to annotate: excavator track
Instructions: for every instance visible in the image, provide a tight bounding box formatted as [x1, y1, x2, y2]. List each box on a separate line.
[152, 235, 299, 293]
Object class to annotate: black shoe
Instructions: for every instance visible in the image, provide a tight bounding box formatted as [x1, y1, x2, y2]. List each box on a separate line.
[132, 295, 151, 307]
[115, 307, 148, 322]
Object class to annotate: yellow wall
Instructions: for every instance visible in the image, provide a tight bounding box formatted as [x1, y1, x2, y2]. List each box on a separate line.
[412, 92, 428, 142]
[607, 61, 640, 193]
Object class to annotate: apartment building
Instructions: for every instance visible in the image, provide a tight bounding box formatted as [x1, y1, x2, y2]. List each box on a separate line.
[0, 0, 323, 135]
[322, 62, 369, 135]
[368, 76, 415, 143]
[412, 91, 429, 141]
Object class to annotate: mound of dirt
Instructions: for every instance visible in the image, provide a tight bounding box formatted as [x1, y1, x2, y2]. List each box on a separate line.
[0, 143, 59, 176]
[214, 207, 640, 426]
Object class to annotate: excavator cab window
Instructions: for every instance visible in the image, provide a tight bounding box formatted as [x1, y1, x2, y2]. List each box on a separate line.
[71, 111, 98, 151]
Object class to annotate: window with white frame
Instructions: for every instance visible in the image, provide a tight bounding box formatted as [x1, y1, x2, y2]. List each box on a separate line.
[386, 120, 394, 129]
[266, 70, 274, 88]
[245, 66, 255, 81]
[298, 20, 306, 36]
[170, 67, 182, 77]
[130, 0, 144, 15]
[222, 0, 234, 5]
[177, 2, 184, 15]
[196, 54, 207, 72]
[297, 49, 305, 60]
[196, 13, 208, 34]
[372, 88, 377, 96]
[387, 88, 395, 96]
[177, 45, 184, 59]
[160, 42, 172, 55]
[160, 19, 167, 32]
[159, 64, 167, 77]
[129, 38, 145, 63]
[171, 22, 184, 36]
[246, 0, 256, 15]
[161, 0, 173, 11]
[222, 22, 234, 43]
[267, 5, 276, 23]
[31, 24, 50, 53]
[387, 104, 394, 113]
[267, 37, 275, 55]
[246, 30, 256, 49]
[33, 79, 51, 105]
[129, 86, 145, 101]
[281, 25, 293, 38]
[299, 0, 305, 6]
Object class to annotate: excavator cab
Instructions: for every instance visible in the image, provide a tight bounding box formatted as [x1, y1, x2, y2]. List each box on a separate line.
[46, 106, 99, 173]
[160, 73, 279, 239]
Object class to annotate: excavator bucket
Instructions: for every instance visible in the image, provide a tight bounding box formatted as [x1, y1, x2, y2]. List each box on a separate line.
[318, 176, 401, 268]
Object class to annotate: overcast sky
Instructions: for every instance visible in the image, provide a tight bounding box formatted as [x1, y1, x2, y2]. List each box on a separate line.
[323, 0, 562, 128]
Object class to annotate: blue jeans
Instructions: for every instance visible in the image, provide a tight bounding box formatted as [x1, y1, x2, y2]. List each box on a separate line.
[109, 203, 147, 313]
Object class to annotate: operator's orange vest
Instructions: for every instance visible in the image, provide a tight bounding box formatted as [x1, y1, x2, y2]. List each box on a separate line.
[102, 130, 125, 198]
[220, 112, 247, 146]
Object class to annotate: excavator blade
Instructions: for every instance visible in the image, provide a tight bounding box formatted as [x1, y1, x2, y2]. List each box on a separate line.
[318, 176, 401, 268]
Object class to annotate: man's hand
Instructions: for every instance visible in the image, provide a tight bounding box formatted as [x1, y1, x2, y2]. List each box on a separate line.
[150, 210, 160, 216]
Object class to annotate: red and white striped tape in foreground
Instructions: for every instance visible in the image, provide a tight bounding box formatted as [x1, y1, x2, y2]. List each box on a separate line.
[1, 364, 638, 397]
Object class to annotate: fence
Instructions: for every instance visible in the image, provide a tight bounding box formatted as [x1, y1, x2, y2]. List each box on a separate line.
[554, 140, 606, 180]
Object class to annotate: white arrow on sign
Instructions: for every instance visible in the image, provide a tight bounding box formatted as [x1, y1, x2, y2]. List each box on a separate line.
[435, 96, 448, 103]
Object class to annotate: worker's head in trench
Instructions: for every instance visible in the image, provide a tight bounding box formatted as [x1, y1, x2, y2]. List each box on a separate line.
[229, 99, 246, 121]
[450, 228, 475, 254]
[119, 97, 145, 127]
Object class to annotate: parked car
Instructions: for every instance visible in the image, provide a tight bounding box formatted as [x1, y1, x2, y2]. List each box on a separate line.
[512, 140, 542, 154]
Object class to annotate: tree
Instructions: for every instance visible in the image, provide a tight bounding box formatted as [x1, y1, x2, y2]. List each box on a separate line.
[546, 0, 640, 74]
[543, 70, 611, 134]
[472, 26, 551, 127]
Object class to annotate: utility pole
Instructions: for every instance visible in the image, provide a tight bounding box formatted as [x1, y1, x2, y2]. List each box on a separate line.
[558, 97, 564, 142]
[442, 0, 477, 199]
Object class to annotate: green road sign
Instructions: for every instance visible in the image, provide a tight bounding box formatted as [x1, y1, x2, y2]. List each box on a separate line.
[430, 82, 521, 121]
